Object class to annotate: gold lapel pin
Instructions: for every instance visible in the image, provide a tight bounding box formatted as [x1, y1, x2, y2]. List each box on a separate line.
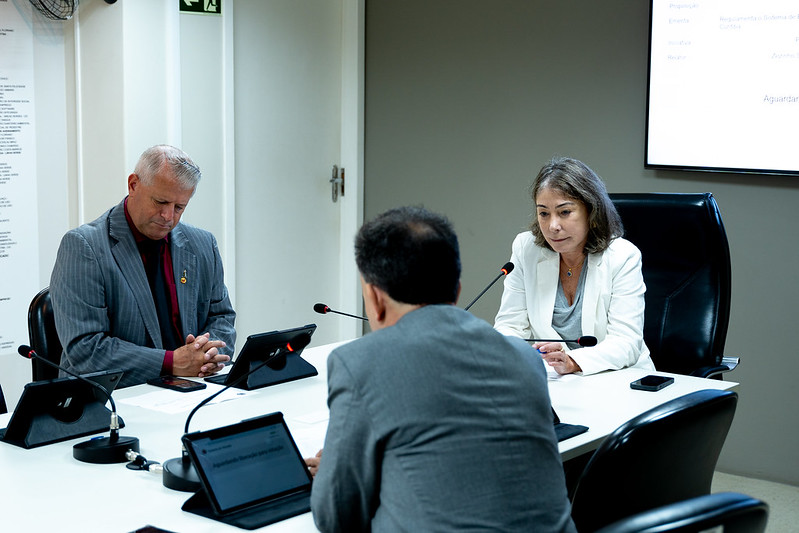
[180, 269, 187, 284]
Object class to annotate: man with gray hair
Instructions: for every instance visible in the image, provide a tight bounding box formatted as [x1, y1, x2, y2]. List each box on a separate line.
[50, 144, 235, 387]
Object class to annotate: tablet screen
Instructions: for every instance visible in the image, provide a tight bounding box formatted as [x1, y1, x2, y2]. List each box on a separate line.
[184, 414, 312, 514]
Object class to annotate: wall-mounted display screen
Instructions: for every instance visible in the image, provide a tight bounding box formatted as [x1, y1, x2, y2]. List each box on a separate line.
[646, 0, 799, 176]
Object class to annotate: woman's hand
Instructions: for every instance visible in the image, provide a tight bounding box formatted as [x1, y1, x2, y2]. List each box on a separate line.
[534, 342, 582, 375]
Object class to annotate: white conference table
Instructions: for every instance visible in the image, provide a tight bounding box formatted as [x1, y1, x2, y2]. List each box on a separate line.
[0, 341, 738, 533]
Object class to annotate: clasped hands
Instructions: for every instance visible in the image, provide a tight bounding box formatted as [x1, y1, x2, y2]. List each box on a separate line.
[533, 341, 582, 375]
[172, 332, 231, 378]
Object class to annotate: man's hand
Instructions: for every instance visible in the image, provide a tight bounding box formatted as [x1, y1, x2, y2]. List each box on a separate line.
[305, 449, 323, 478]
[172, 332, 231, 377]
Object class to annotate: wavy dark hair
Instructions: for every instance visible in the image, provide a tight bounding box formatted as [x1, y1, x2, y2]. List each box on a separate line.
[355, 206, 461, 305]
[528, 157, 623, 254]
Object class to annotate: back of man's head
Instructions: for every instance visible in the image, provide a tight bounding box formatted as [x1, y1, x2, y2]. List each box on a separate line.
[355, 206, 461, 305]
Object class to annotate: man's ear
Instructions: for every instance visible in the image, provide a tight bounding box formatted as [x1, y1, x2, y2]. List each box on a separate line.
[454, 281, 462, 305]
[365, 283, 388, 323]
[127, 173, 139, 193]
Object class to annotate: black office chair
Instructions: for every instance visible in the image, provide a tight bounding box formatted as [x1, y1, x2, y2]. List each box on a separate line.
[594, 492, 768, 533]
[27, 287, 63, 381]
[570, 389, 738, 532]
[609, 193, 737, 378]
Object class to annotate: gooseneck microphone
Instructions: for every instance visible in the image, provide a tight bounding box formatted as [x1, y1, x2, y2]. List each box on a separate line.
[525, 336, 598, 347]
[17, 345, 140, 463]
[161, 332, 313, 492]
[463, 262, 514, 311]
[314, 302, 368, 321]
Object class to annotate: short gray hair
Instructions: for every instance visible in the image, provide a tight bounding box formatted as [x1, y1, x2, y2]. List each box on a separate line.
[134, 145, 201, 193]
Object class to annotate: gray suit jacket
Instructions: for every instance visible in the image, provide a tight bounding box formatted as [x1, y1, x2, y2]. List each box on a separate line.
[311, 305, 576, 533]
[50, 199, 236, 387]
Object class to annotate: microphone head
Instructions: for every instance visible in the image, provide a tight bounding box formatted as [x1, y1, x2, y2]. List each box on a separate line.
[313, 303, 330, 315]
[17, 345, 34, 358]
[501, 262, 514, 275]
[577, 336, 598, 347]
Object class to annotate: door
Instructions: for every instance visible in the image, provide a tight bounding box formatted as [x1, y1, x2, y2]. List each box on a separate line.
[232, 0, 362, 345]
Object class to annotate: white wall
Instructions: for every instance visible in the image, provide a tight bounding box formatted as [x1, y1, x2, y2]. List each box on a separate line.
[3, 4, 72, 410]
[10, 0, 363, 412]
[5, 0, 230, 409]
[364, 0, 799, 486]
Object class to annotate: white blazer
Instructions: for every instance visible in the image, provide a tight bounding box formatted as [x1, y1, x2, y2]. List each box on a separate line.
[494, 232, 654, 375]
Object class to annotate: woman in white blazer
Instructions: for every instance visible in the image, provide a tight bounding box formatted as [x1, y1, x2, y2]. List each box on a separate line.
[494, 157, 654, 375]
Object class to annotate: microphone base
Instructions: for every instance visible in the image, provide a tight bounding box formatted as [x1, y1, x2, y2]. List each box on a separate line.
[162, 456, 202, 492]
[73, 435, 140, 464]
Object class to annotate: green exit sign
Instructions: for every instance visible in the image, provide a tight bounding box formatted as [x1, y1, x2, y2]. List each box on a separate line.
[179, 0, 221, 15]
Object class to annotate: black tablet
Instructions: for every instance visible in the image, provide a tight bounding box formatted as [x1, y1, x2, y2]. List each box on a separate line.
[181, 412, 313, 529]
[205, 324, 317, 390]
[0, 369, 125, 449]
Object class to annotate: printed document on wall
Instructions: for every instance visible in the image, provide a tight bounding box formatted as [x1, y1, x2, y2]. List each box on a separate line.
[0, 1, 40, 356]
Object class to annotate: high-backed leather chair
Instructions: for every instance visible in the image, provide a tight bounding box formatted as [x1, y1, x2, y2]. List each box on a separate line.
[594, 492, 768, 533]
[610, 193, 737, 378]
[27, 287, 63, 381]
[570, 389, 738, 532]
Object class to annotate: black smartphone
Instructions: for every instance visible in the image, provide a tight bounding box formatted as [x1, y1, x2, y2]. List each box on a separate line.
[630, 375, 674, 392]
[147, 375, 207, 392]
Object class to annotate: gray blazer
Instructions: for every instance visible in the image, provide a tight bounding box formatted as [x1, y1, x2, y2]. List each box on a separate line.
[50, 199, 236, 387]
[311, 305, 576, 533]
